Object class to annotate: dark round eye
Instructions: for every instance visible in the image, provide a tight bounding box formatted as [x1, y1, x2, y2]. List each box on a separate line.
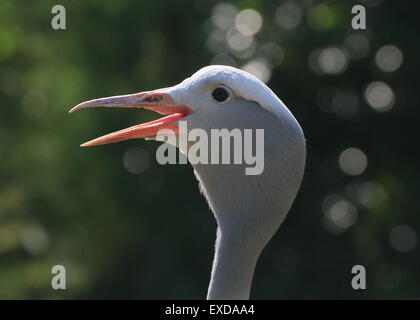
[212, 87, 230, 102]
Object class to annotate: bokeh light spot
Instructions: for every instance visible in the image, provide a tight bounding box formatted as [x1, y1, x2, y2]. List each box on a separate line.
[259, 43, 284, 67]
[241, 58, 272, 84]
[211, 3, 238, 30]
[375, 45, 403, 72]
[318, 47, 348, 75]
[323, 197, 358, 234]
[206, 30, 227, 55]
[123, 147, 150, 174]
[344, 34, 370, 59]
[226, 27, 254, 52]
[389, 225, 417, 252]
[235, 9, 263, 36]
[308, 4, 336, 31]
[275, 2, 303, 30]
[21, 225, 49, 256]
[331, 87, 359, 119]
[365, 81, 395, 112]
[356, 181, 387, 208]
[210, 52, 237, 67]
[339, 148, 368, 176]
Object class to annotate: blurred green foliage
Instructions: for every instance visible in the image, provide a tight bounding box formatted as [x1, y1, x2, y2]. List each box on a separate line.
[0, 0, 418, 299]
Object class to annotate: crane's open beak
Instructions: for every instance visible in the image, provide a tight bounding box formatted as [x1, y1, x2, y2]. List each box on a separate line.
[69, 92, 191, 147]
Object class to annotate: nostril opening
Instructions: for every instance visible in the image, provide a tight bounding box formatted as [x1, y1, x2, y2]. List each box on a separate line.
[145, 95, 163, 103]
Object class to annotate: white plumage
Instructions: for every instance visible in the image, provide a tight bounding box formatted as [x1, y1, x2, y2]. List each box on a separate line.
[70, 65, 306, 299]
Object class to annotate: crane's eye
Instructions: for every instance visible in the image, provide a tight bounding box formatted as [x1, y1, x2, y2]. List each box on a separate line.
[212, 86, 231, 103]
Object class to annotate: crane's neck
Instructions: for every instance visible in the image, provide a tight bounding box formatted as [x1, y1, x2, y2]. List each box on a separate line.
[191, 105, 306, 300]
[206, 225, 260, 300]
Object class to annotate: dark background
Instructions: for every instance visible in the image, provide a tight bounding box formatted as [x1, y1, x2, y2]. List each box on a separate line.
[0, 0, 418, 299]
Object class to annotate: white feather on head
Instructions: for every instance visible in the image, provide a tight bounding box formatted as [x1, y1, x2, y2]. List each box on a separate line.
[183, 65, 295, 122]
